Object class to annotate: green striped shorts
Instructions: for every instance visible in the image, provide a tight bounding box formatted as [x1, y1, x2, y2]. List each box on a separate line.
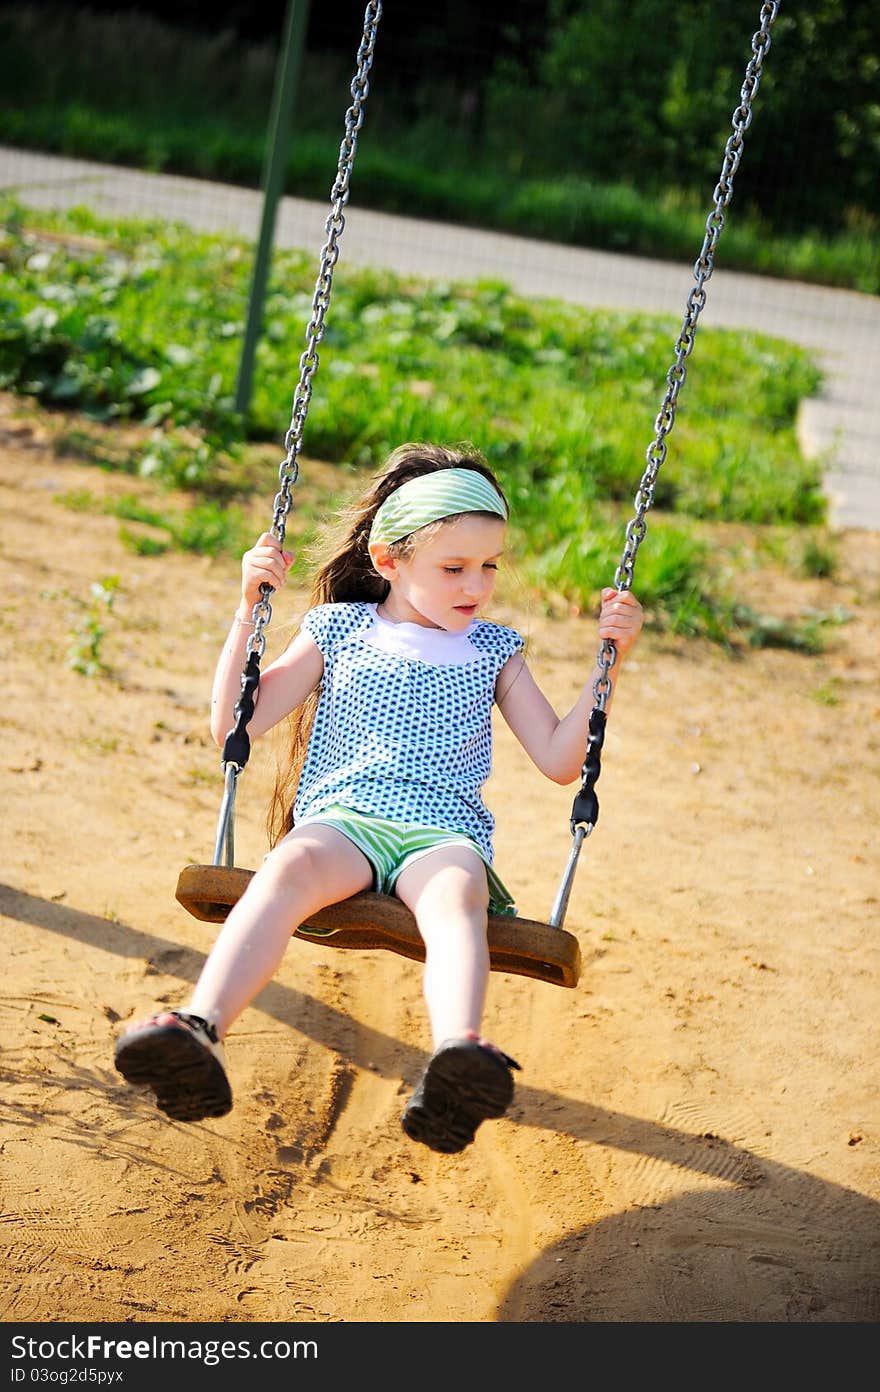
[296, 805, 517, 915]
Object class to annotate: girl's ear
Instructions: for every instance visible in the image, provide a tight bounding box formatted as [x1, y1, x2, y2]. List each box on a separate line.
[368, 542, 397, 581]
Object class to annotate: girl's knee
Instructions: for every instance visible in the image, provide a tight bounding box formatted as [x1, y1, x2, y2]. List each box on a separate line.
[414, 860, 489, 916]
[256, 825, 372, 910]
[259, 836, 321, 890]
[263, 837, 303, 874]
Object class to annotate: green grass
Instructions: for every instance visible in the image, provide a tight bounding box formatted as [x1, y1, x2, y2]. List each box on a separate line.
[2, 198, 839, 650]
[2, 100, 877, 295]
[55, 487, 252, 559]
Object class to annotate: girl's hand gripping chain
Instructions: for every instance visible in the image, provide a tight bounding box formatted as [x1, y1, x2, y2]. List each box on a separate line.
[238, 532, 294, 616]
[598, 587, 644, 659]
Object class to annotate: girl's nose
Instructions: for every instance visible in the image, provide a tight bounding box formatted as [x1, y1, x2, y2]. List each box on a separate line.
[466, 576, 491, 603]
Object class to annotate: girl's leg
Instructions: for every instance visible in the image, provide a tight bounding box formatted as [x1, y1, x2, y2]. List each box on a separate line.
[114, 824, 373, 1121]
[393, 844, 490, 1046]
[186, 823, 374, 1037]
[394, 846, 521, 1154]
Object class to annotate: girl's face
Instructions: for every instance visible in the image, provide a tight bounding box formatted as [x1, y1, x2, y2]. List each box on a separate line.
[372, 513, 507, 631]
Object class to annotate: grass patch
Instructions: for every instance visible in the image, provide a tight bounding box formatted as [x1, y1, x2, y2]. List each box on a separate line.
[0, 107, 875, 296]
[55, 487, 252, 559]
[809, 677, 844, 706]
[5, 199, 838, 650]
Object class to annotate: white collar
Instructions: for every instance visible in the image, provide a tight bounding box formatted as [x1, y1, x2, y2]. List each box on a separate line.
[364, 604, 481, 665]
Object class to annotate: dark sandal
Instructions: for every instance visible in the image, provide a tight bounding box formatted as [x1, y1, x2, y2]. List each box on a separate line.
[114, 1009, 232, 1122]
[401, 1037, 521, 1154]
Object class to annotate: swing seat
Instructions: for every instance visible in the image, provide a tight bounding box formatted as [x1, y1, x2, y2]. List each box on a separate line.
[175, 863, 581, 989]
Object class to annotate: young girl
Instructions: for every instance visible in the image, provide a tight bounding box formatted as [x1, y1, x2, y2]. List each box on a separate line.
[115, 443, 643, 1154]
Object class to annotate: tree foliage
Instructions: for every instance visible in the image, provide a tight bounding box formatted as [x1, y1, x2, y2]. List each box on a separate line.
[485, 0, 878, 232]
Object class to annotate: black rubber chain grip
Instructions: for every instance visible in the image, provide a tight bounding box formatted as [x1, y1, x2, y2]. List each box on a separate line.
[569, 706, 606, 832]
[221, 649, 262, 770]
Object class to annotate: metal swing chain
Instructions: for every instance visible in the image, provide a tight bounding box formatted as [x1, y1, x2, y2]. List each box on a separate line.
[215, 3, 382, 866]
[550, 0, 781, 927]
[246, 0, 383, 664]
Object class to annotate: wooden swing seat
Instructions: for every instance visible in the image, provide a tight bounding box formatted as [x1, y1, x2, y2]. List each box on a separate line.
[175, 863, 581, 989]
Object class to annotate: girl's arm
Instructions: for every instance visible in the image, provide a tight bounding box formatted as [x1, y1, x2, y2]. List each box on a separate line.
[495, 588, 643, 784]
[210, 532, 324, 746]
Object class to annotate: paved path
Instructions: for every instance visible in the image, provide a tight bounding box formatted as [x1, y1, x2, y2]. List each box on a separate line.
[2, 145, 878, 529]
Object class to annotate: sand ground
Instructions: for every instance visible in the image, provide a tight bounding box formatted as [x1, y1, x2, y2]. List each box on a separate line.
[1, 393, 878, 1326]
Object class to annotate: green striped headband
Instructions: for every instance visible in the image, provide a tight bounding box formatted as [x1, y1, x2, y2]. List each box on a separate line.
[368, 467, 508, 547]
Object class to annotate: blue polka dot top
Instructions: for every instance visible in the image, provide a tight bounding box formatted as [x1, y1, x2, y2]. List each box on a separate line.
[294, 602, 525, 860]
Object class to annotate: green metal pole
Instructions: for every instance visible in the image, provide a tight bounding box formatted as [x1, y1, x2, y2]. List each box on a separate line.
[234, 0, 311, 420]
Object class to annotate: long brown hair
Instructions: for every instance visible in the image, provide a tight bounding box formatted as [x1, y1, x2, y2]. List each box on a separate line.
[266, 441, 508, 846]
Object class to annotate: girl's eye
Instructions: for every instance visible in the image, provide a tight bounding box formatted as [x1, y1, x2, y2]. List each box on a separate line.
[441, 563, 498, 574]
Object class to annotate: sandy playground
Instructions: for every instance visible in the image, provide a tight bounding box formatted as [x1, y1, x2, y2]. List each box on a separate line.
[1, 393, 878, 1326]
